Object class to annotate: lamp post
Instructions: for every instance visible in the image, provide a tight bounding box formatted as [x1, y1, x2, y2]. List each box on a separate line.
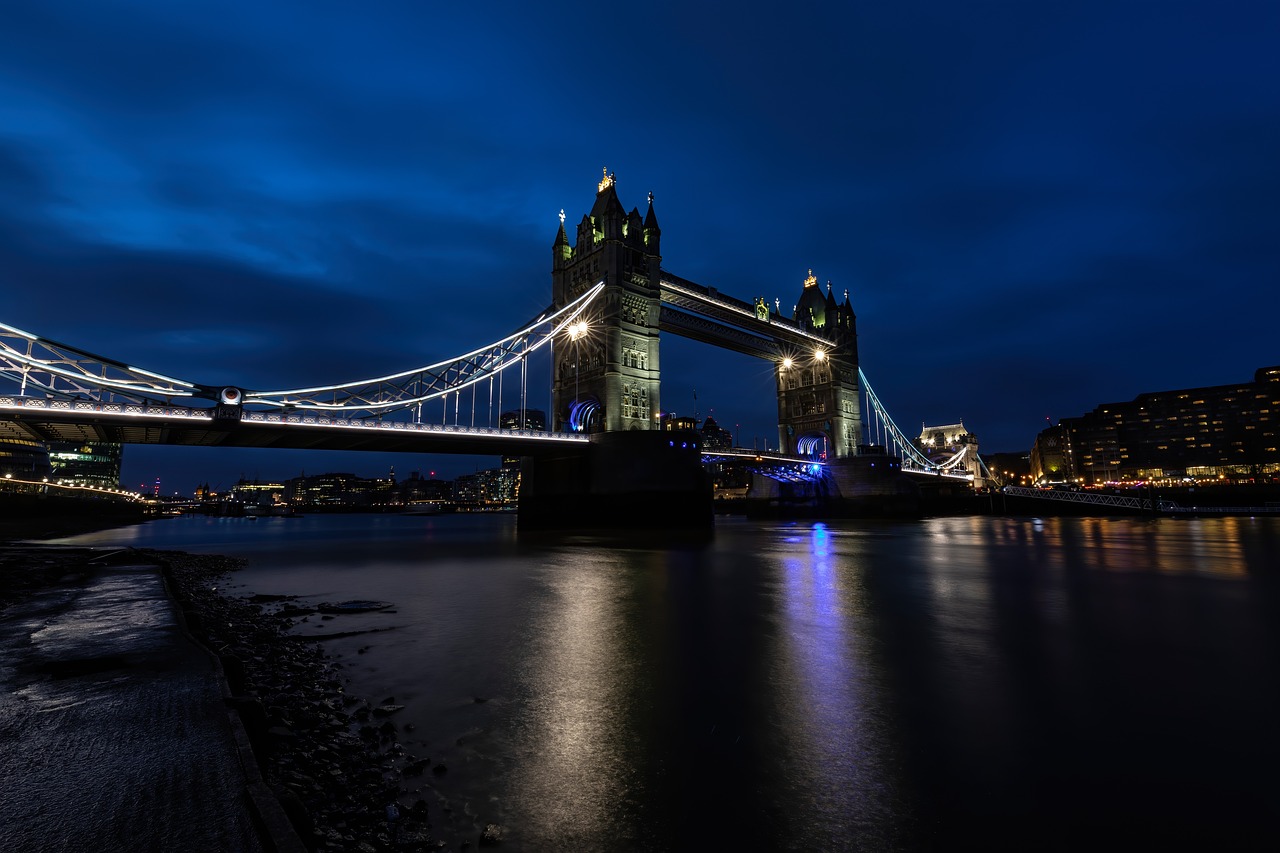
[569, 320, 588, 431]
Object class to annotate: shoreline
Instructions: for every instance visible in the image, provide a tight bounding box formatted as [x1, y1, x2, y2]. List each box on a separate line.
[1, 541, 449, 852]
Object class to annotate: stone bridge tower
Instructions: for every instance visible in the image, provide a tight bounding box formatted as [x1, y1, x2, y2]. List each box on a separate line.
[775, 271, 861, 459]
[551, 170, 663, 433]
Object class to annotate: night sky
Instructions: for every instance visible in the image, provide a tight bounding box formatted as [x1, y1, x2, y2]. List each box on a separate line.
[3, 2, 1277, 493]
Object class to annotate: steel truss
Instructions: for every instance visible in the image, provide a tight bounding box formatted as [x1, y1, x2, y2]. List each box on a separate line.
[246, 283, 603, 415]
[1, 283, 604, 418]
[0, 323, 197, 405]
[858, 367, 981, 478]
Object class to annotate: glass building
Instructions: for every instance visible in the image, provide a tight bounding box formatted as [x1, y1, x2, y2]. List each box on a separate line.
[47, 441, 122, 489]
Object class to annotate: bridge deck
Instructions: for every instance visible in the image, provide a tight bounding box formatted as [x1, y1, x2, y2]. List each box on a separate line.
[0, 398, 589, 456]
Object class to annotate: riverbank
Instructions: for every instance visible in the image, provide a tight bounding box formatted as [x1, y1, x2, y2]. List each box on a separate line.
[0, 493, 150, 543]
[0, 543, 450, 851]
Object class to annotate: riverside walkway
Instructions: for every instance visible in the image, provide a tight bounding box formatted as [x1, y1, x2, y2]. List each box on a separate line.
[0, 548, 294, 852]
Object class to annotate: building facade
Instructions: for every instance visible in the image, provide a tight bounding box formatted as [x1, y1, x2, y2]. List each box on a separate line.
[47, 441, 122, 488]
[1032, 366, 1280, 484]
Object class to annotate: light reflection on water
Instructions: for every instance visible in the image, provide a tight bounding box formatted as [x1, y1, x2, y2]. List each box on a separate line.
[52, 514, 1280, 849]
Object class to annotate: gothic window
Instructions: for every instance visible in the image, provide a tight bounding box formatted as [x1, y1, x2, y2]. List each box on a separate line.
[622, 384, 635, 420]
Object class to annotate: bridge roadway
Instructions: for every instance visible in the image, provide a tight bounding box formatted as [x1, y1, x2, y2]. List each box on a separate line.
[0, 396, 832, 473]
[1, 395, 979, 489]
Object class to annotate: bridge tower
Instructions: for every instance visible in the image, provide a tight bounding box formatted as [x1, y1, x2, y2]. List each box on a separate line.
[551, 170, 663, 434]
[775, 271, 861, 459]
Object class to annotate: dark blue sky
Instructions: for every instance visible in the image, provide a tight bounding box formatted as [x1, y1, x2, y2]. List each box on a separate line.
[3, 1, 1277, 492]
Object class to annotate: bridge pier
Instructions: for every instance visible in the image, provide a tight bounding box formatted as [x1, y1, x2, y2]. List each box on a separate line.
[518, 429, 712, 531]
[744, 451, 925, 518]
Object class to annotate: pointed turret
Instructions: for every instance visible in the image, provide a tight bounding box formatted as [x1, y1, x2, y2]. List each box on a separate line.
[643, 190, 661, 254]
[552, 209, 571, 268]
[794, 268, 827, 331]
[590, 168, 626, 241]
[626, 207, 645, 249]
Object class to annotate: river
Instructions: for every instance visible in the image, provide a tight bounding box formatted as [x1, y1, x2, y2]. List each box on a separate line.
[53, 513, 1280, 850]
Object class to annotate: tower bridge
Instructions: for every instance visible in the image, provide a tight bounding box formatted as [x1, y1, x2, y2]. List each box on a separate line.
[2, 170, 980, 528]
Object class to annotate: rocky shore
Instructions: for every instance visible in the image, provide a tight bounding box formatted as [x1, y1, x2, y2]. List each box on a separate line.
[153, 549, 464, 852]
[1, 542, 497, 852]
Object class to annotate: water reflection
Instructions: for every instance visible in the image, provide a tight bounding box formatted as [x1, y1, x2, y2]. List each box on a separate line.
[503, 551, 631, 848]
[767, 522, 907, 849]
[49, 514, 1280, 849]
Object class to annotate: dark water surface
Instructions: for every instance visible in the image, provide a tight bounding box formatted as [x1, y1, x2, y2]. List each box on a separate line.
[57, 514, 1280, 850]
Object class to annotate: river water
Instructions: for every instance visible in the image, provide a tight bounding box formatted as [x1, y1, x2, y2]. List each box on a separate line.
[54, 513, 1280, 850]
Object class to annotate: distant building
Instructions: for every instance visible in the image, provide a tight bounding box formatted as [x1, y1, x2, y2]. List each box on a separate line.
[916, 422, 983, 486]
[47, 441, 122, 488]
[661, 415, 698, 432]
[1030, 425, 1071, 484]
[398, 472, 452, 504]
[700, 416, 733, 450]
[231, 478, 285, 507]
[1032, 366, 1280, 485]
[284, 472, 396, 505]
[500, 409, 547, 431]
[453, 465, 519, 508]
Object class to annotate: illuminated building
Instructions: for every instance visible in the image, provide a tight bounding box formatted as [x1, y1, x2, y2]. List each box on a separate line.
[916, 422, 983, 486]
[1030, 425, 1071, 484]
[284, 472, 395, 505]
[453, 465, 519, 507]
[1032, 366, 1280, 484]
[551, 171, 662, 433]
[47, 441, 122, 488]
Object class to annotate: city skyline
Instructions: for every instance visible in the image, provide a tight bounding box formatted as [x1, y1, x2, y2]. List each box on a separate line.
[3, 2, 1277, 490]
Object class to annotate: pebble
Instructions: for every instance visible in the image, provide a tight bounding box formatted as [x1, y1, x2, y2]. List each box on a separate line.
[155, 549, 437, 852]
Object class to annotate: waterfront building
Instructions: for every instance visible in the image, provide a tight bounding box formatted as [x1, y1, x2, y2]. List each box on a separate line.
[452, 465, 519, 508]
[231, 478, 286, 508]
[1033, 366, 1280, 485]
[47, 441, 122, 488]
[1030, 424, 1072, 484]
[284, 472, 396, 506]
